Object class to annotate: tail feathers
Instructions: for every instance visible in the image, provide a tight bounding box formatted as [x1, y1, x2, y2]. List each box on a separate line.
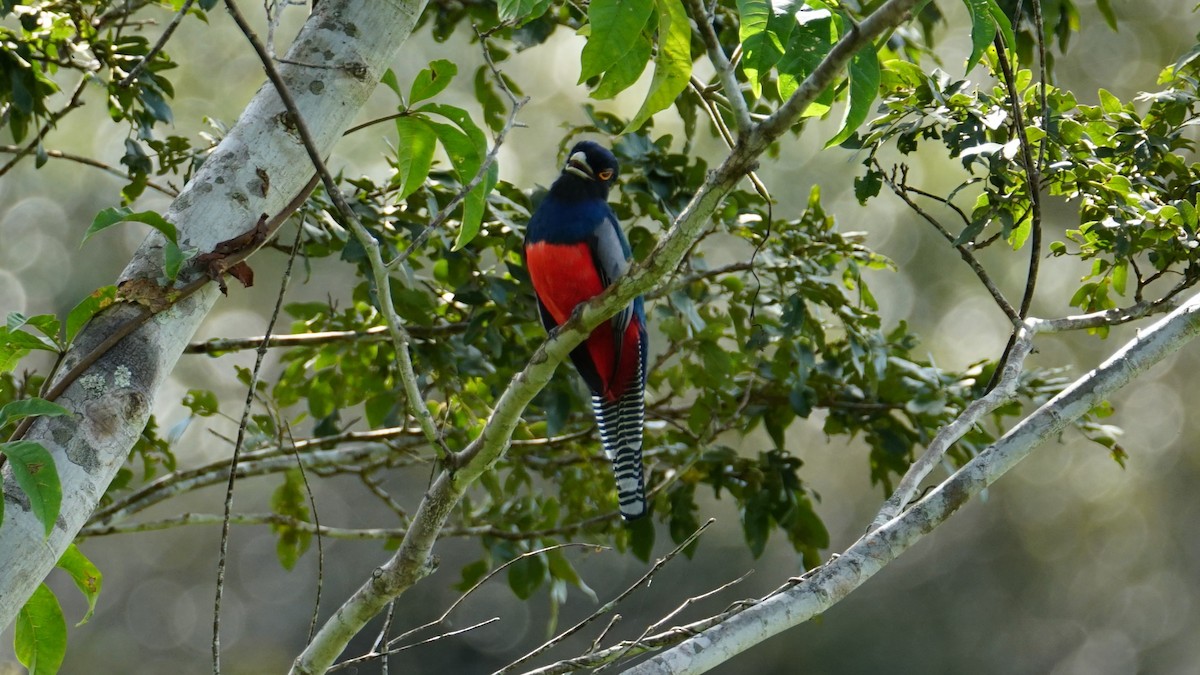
[592, 388, 646, 520]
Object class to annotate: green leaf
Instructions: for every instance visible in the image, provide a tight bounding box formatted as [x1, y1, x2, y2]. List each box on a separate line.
[82, 207, 177, 246]
[826, 43, 880, 148]
[65, 286, 118, 345]
[579, 0, 655, 83]
[14, 584, 67, 675]
[409, 59, 458, 104]
[629, 515, 656, 562]
[547, 548, 598, 602]
[8, 313, 60, 344]
[507, 552, 547, 600]
[1096, 0, 1118, 31]
[592, 32, 652, 100]
[1098, 88, 1124, 114]
[986, 0, 1017, 57]
[393, 115, 438, 200]
[182, 389, 219, 417]
[1, 441, 62, 538]
[498, 0, 555, 25]
[962, 0, 996, 75]
[270, 468, 312, 570]
[56, 545, 103, 625]
[1112, 260, 1128, 296]
[0, 328, 34, 373]
[624, 0, 693, 133]
[421, 104, 497, 249]
[5, 313, 59, 351]
[0, 398, 70, 431]
[380, 68, 402, 100]
[776, 9, 834, 104]
[737, 0, 795, 98]
[163, 241, 188, 282]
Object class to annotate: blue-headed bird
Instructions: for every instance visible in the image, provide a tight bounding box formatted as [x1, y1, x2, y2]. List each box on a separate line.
[523, 141, 649, 521]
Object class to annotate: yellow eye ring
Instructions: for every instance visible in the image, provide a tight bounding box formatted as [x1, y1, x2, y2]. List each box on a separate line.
[597, 169, 614, 181]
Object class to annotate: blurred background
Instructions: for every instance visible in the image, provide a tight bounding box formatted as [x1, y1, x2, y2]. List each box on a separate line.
[3, 1, 1200, 673]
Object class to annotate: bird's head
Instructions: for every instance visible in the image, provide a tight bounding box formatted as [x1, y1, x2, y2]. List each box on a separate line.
[553, 141, 619, 198]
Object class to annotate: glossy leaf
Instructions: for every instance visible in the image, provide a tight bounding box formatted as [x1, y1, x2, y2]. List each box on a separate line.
[409, 59, 458, 105]
[2, 441, 62, 537]
[14, 583, 67, 675]
[82, 207, 177, 246]
[56, 544, 103, 626]
[826, 43, 880, 148]
[962, 0, 996, 74]
[0, 398, 70, 430]
[593, 32, 652, 100]
[65, 286, 117, 345]
[737, 0, 795, 97]
[393, 115, 438, 199]
[579, 0, 655, 84]
[624, 0, 692, 133]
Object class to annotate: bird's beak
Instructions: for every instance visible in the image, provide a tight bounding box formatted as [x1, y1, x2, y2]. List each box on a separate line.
[564, 151, 595, 180]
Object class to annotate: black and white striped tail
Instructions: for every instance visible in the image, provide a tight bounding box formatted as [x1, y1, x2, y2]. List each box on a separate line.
[592, 381, 646, 520]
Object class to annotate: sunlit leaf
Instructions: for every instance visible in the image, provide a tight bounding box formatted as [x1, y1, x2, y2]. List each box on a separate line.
[624, 0, 692, 133]
[14, 584, 67, 675]
[56, 545, 103, 626]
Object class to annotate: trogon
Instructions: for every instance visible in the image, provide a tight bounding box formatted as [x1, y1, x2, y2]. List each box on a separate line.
[523, 140, 649, 521]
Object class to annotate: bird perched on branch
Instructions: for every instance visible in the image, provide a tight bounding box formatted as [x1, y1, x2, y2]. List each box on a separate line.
[523, 140, 649, 521]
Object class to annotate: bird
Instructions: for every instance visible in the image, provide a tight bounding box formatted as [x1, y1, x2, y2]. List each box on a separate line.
[523, 140, 649, 521]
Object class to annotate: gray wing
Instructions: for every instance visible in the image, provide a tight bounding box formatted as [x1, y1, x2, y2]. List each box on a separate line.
[589, 211, 634, 347]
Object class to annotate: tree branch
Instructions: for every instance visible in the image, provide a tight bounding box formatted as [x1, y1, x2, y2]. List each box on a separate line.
[629, 290, 1200, 674]
[684, 0, 752, 136]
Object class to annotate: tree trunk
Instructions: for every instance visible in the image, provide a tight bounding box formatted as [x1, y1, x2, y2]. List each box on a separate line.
[0, 0, 428, 629]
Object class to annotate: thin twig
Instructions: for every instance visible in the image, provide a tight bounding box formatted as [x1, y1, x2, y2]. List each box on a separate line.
[184, 322, 466, 354]
[494, 519, 716, 675]
[0, 145, 179, 196]
[0, 78, 88, 178]
[386, 543, 605, 651]
[118, 0, 195, 87]
[276, 384, 326, 645]
[593, 569, 754, 673]
[867, 320, 1036, 531]
[683, 0, 752, 136]
[329, 618, 502, 672]
[880, 162, 1019, 323]
[212, 219, 304, 674]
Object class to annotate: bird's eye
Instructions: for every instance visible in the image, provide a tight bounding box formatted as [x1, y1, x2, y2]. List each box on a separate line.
[597, 169, 614, 181]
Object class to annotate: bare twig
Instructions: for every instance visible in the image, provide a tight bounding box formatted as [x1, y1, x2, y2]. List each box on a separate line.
[494, 519, 715, 674]
[329, 618, 501, 672]
[118, 0, 195, 87]
[212, 217, 304, 673]
[0, 145, 179, 196]
[684, 0, 752, 136]
[388, 543, 604, 650]
[880, 162, 1019, 323]
[0, 78, 87, 178]
[184, 322, 466, 354]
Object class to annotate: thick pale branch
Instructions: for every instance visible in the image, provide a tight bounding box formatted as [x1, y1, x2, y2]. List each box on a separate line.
[628, 291, 1200, 674]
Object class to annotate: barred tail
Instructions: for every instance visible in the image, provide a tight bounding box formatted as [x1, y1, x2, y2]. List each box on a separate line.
[593, 385, 646, 520]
